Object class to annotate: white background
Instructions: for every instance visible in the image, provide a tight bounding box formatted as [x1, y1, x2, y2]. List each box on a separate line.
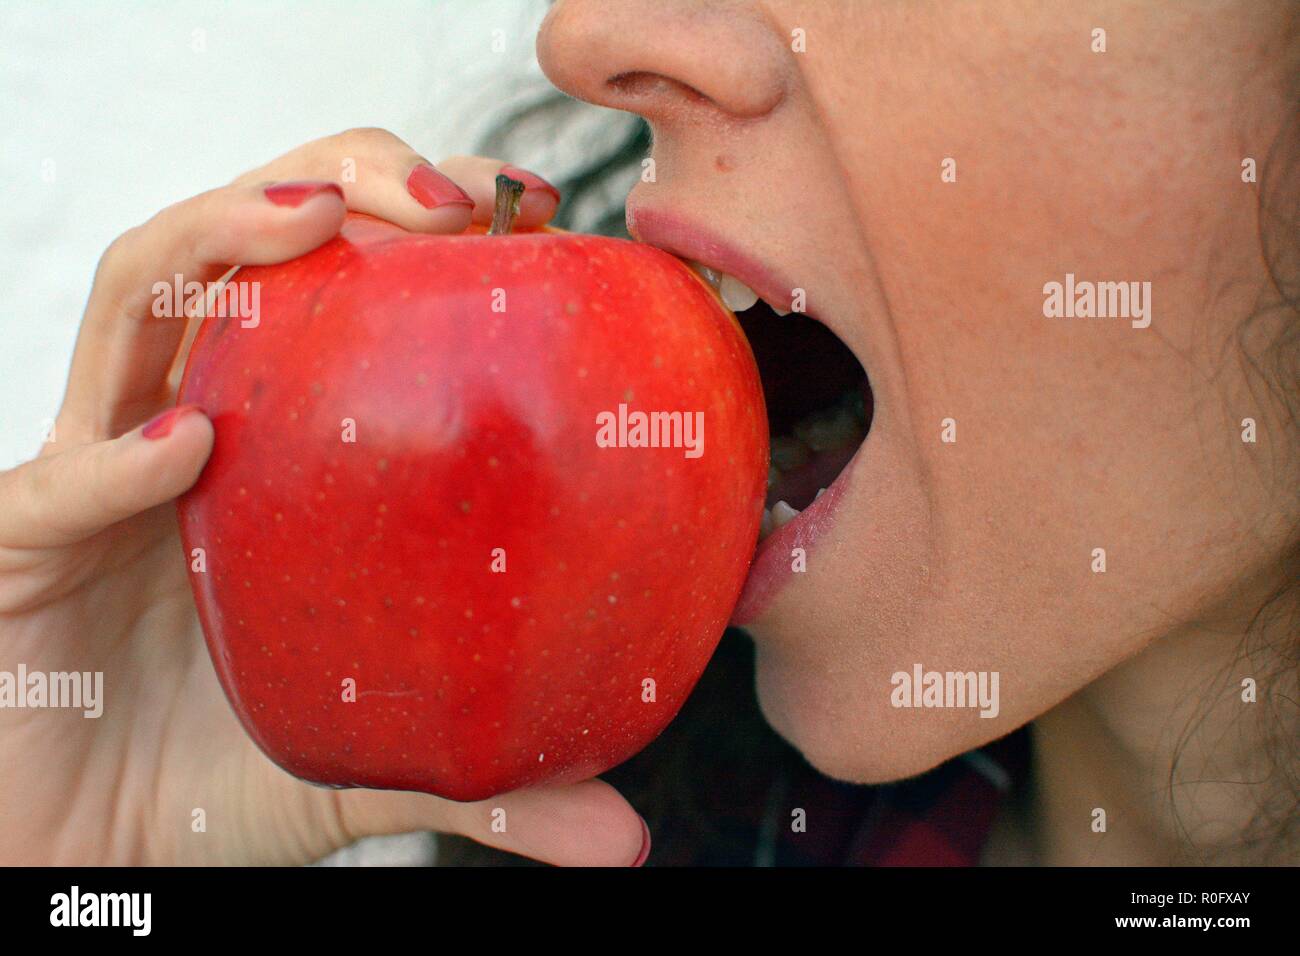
[0, 0, 565, 469]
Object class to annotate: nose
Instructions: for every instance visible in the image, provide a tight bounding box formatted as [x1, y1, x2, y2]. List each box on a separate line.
[537, 0, 789, 124]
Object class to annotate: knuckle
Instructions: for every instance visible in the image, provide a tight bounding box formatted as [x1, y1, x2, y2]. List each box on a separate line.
[151, 191, 227, 263]
[328, 126, 408, 157]
[140, 195, 191, 234]
[314, 128, 419, 186]
[95, 224, 146, 278]
[15, 459, 54, 527]
[98, 193, 204, 278]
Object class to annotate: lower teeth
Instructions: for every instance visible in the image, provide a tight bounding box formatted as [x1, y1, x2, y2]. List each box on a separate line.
[795, 405, 861, 453]
[771, 500, 800, 526]
[758, 500, 801, 541]
[771, 435, 811, 471]
[765, 389, 867, 498]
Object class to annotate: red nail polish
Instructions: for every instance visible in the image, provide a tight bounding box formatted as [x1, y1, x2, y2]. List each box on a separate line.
[631, 816, 651, 867]
[142, 404, 203, 440]
[406, 164, 473, 210]
[264, 181, 344, 207]
[499, 164, 561, 204]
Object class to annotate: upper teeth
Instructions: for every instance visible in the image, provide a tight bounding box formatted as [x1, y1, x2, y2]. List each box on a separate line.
[719, 274, 759, 312]
[692, 263, 723, 287]
[689, 261, 777, 315]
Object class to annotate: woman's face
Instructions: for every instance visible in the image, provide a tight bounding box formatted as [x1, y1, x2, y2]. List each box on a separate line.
[537, 0, 1295, 781]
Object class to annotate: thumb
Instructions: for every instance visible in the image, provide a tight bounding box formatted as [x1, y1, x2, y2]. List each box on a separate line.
[334, 779, 650, 867]
[0, 405, 213, 549]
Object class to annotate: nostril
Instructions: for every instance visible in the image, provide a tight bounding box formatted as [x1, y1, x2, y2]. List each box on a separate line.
[608, 71, 713, 107]
[538, 0, 788, 121]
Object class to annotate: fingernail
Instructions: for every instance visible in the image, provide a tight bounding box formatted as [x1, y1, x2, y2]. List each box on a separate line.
[142, 404, 204, 440]
[406, 163, 474, 210]
[264, 181, 344, 208]
[631, 816, 651, 867]
[499, 164, 560, 204]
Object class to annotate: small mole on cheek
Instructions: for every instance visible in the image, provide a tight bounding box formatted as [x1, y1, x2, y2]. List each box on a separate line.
[715, 153, 735, 172]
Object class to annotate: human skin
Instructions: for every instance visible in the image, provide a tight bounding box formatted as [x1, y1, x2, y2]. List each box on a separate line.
[537, 0, 1298, 863]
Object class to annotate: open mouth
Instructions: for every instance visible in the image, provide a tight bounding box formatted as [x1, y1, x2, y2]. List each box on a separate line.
[626, 203, 873, 619]
[685, 262, 872, 543]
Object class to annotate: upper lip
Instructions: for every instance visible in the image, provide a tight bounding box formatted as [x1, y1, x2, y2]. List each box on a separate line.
[626, 204, 808, 316]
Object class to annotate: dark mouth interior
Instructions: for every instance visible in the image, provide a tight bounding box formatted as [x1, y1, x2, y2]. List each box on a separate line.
[735, 302, 873, 512]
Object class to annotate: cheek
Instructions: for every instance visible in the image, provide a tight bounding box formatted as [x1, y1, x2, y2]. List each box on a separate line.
[823, 70, 1260, 722]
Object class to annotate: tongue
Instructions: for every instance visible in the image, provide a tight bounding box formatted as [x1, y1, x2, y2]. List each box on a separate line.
[768, 442, 858, 511]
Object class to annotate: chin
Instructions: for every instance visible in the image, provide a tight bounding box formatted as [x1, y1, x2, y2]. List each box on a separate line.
[752, 643, 923, 785]
[751, 637, 1010, 786]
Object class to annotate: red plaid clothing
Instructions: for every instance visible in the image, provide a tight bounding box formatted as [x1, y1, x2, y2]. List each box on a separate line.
[767, 729, 1029, 866]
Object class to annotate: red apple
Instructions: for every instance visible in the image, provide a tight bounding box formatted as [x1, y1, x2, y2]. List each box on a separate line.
[177, 178, 768, 801]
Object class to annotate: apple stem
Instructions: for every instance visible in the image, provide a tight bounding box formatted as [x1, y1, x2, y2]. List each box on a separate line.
[487, 174, 526, 236]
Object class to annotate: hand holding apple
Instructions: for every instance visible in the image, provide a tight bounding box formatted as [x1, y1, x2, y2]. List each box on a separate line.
[0, 131, 687, 866]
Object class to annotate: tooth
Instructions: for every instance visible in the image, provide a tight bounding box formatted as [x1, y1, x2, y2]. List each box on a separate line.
[815, 487, 826, 501]
[767, 465, 780, 490]
[689, 261, 722, 289]
[759, 507, 774, 540]
[771, 500, 800, 528]
[719, 274, 759, 312]
[770, 435, 811, 471]
[795, 406, 862, 452]
[772, 305, 792, 317]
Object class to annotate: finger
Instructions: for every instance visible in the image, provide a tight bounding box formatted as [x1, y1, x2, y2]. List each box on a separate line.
[336, 778, 649, 867]
[233, 127, 474, 234]
[60, 181, 346, 443]
[0, 405, 212, 549]
[437, 155, 562, 229]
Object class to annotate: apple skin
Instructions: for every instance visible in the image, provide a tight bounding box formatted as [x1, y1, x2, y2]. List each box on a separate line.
[177, 214, 768, 801]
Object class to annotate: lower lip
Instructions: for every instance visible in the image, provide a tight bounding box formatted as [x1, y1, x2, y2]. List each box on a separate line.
[730, 447, 858, 625]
